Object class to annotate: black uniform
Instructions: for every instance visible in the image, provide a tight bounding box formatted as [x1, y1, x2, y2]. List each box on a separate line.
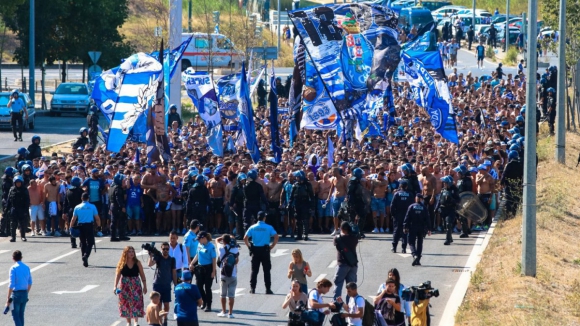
[347, 177, 368, 235]
[243, 181, 267, 233]
[87, 113, 99, 148]
[547, 94, 557, 135]
[437, 185, 460, 244]
[467, 27, 475, 50]
[289, 180, 315, 240]
[390, 189, 414, 251]
[501, 159, 524, 218]
[230, 181, 246, 239]
[167, 111, 182, 128]
[27, 143, 42, 160]
[6, 184, 30, 241]
[64, 187, 83, 247]
[401, 174, 421, 197]
[489, 25, 497, 48]
[187, 182, 211, 228]
[456, 176, 473, 236]
[73, 135, 89, 150]
[403, 202, 430, 262]
[109, 183, 128, 240]
[0, 176, 14, 236]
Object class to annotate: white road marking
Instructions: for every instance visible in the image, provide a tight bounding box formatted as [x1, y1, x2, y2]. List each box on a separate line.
[0, 250, 10, 255]
[212, 287, 246, 297]
[397, 253, 412, 258]
[314, 274, 327, 282]
[0, 250, 79, 287]
[270, 249, 289, 258]
[327, 260, 337, 268]
[109, 321, 122, 326]
[53, 284, 99, 295]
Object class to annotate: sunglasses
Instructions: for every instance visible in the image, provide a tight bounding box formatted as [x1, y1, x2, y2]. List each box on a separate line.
[162, 248, 169, 251]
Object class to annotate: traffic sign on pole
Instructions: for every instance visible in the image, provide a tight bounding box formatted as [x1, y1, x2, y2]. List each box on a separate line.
[88, 51, 101, 64]
[88, 65, 102, 77]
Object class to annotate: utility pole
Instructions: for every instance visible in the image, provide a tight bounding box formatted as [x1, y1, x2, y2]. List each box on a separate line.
[29, 0, 35, 106]
[472, 0, 476, 29]
[188, 0, 193, 33]
[169, 0, 182, 114]
[277, 0, 281, 55]
[522, 0, 537, 277]
[555, 0, 567, 163]
[505, 0, 510, 52]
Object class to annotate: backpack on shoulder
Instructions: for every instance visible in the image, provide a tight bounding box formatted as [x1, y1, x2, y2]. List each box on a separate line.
[218, 245, 238, 278]
[348, 295, 376, 326]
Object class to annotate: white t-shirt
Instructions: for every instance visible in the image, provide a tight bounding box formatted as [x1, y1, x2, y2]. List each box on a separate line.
[169, 242, 189, 270]
[308, 289, 324, 312]
[347, 295, 365, 326]
[218, 244, 239, 278]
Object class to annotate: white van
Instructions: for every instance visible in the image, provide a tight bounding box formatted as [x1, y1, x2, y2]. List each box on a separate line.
[181, 33, 245, 70]
[451, 14, 491, 35]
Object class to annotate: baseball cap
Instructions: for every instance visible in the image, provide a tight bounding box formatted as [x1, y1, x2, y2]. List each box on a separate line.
[190, 219, 202, 229]
[182, 270, 193, 281]
[196, 231, 208, 240]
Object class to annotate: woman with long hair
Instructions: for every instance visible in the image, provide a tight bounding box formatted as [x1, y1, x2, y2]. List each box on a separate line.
[374, 268, 410, 325]
[282, 279, 309, 326]
[287, 249, 312, 294]
[114, 246, 147, 326]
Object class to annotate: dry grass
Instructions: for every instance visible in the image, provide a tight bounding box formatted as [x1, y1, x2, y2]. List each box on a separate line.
[455, 128, 580, 326]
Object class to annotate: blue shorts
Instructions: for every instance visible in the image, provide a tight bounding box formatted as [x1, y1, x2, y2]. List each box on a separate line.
[385, 193, 394, 206]
[371, 197, 386, 214]
[152, 284, 172, 303]
[332, 196, 345, 217]
[126, 205, 141, 220]
[317, 200, 332, 217]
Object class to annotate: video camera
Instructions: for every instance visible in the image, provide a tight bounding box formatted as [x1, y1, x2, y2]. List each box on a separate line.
[141, 242, 161, 257]
[288, 301, 306, 323]
[401, 281, 439, 302]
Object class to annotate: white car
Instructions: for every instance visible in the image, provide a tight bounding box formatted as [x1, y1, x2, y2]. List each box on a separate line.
[453, 9, 492, 18]
[432, 5, 466, 22]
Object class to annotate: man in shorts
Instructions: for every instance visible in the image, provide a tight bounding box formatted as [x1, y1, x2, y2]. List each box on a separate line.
[154, 175, 174, 235]
[327, 167, 347, 236]
[475, 42, 485, 69]
[215, 234, 239, 318]
[370, 171, 388, 233]
[449, 39, 459, 67]
[28, 179, 45, 236]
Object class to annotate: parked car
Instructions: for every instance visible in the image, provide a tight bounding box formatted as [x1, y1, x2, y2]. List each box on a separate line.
[419, 0, 453, 12]
[432, 5, 466, 22]
[0, 91, 36, 130]
[398, 6, 435, 30]
[49, 82, 91, 116]
[498, 27, 521, 47]
[453, 9, 492, 17]
[491, 15, 520, 25]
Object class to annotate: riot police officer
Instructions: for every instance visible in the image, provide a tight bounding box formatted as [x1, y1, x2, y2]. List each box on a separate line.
[6, 176, 30, 242]
[27, 135, 42, 160]
[454, 165, 473, 238]
[87, 105, 99, 148]
[400, 163, 421, 196]
[243, 211, 279, 294]
[501, 150, 524, 219]
[437, 176, 460, 245]
[346, 168, 367, 238]
[230, 173, 247, 240]
[0, 167, 15, 237]
[404, 194, 431, 266]
[110, 173, 130, 242]
[547, 87, 556, 135]
[243, 170, 267, 235]
[187, 175, 211, 228]
[73, 127, 90, 150]
[289, 171, 315, 241]
[390, 179, 414, 253]
[64, 176, 84, 248]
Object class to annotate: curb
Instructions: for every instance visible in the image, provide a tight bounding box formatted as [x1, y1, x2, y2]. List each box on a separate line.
[438, 220, 498, 326]
[0, 139, 77, 164]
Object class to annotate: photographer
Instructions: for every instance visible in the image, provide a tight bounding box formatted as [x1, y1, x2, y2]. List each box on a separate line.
[215, 234, 239, 318]
[375, 278, 405, 326]
[7, 90, 28, 142]
[307, 278, 336, 326]
[282, 279, 308, 326]
[332, 221, 358, 299]
[189, 231, 216, 312]
[147, 242, 177, 326]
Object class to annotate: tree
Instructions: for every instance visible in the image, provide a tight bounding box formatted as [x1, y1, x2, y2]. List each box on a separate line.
[541, 0, 580, 66]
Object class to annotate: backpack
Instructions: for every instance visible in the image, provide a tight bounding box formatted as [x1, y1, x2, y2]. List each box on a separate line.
[348, 295, 376, 326]
[218, 245, 237, 277]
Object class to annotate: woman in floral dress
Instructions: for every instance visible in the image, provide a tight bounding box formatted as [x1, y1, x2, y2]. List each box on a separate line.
[114, 246, 147, 326]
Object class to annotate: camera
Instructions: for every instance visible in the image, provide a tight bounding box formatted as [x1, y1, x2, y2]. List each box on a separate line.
[401, 281, 440, 302]
[141, 242, 161, 257]
[288, 301, 306, 323]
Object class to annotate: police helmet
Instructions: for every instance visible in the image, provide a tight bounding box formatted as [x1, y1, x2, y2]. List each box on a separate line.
[70, 176, 81, 188]
[14, 175, 24, 184]
[195, 174, 205, 185]
[508, 150, 519, 160]
[441, 176, 453, 185]
[237, 173, 247, 183]
[22, 164, 32, 172]
[247, 169, 258, 180]
[520, 107, 526, 115]
[515, 116, 524, 123]
[353, 168, 364, 179]
[80, 127, 88, 135]
[31, 135, 41, 143]
[399, 178, 408, 185]
[518, 137, 525, 145]
[401, 165, 410, 173]
[547, 87, 555, 93]
[188, 170, 199, 180]
[17, 147, 28, 156]
[113, 173, 125, 185]
[404, 163, 414, 172]
[512, 134, 521, 141]
[4, 167, 15, 177]
[509, 144, 520, 151]
[17, 161, 26, 171]
[454, 165, 468, 176]
[169, 104, 178, 111]
[293, 170, 306, 181]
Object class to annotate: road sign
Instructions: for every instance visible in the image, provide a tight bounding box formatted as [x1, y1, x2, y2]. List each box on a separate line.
[88, 51, 101, 64]
[248, 47, 278, 60]
[88, 65, 102, 81]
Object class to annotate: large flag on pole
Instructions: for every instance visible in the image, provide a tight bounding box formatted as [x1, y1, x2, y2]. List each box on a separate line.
[268, 64, 282, 163]
[237, 62, 261, 163]
[327, 136, 334, 167]
[182, 69, 224, 156]
[106, 52, 162, 152]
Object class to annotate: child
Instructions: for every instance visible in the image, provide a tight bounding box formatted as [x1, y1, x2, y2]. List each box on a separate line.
[146, 291, 167, 326]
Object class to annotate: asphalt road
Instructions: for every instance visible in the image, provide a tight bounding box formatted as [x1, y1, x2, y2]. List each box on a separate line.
[0, 228, 485, 326]
[0, 114, 86, 157]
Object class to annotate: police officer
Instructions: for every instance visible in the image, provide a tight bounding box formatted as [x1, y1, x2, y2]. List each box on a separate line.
[346, 168, 367, 238]
[229, 173, 247, 240]
[0, 167, 15, 237]
[186, 174, 210, 229]
[290, 171, 315, 241]
[70, 192, 102, 267]
[7, 90, 28, 142]
[390, 179, 414, 253]
[110, 173, 130, 242]
[243, 211, 278, 294]
[5, 175, 30, 242]
[501, 150, 524, 219]
[20, 164, 36, 187]
[400, 163, 421, 196]
[63, 177, 83, 248]
[243, 170, 267, 235]
[437, 176, 460, 245]
[546, 87, 556, 135]
[454, 165, 473, 238]
[27, 135, 42, 160]
[87, 105, 99, 148]
[404, 194, 431, 266]
[73, 127, 90, 150]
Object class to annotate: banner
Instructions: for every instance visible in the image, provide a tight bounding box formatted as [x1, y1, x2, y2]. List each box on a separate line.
[91, 66, 120, 123]
[216, 69, 263, 120]
[107, 52, 162, 152]
[300, 55, 339, 130]
[237, 63, 261, 163]
[182, 69, 224, 156]
[146, 41, 171, 164]
[268, 66, 282, 163]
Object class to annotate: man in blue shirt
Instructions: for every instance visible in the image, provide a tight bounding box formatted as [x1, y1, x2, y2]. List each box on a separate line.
[82, 169, 105, 236]
[71, 192, 101, 267]
[183, 219, 201, 264]
[6, 250, 32, 326]
[243, 211, 278, 294]
[475, 42, 485, 69]
[174, 270, 202, 326]
[7, 91, 28, 142]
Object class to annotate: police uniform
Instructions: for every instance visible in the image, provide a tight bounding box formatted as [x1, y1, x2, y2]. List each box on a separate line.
[6, 182, 30, 241]
[109, 182, 128, 241]
[346, 177, 367, 234]
[229, 179, 246, 240]
[187, 178, 211, 228]
[501, 159, 524, 218]
[87, 112, 99, 148]
[245, 218, 277, 293]
[0, 175, 14, 236]
[9, 96, 26, 140]
[456, 176, 474, 236]
[243, 180, 267, 233]
[390, 187, 414, 252]
[404, 199, 430, 266]
[437, 184, 460, 245]
[290, 179, 315, 240]
[73, 201, 99, 264]
[63, 186, 83, 248]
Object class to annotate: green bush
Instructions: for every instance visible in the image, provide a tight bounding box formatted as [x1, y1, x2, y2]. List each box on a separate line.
[486, 45, 496, 61]
[505, 46, 519, 65]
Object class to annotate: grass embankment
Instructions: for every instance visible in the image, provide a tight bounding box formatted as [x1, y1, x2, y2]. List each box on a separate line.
[452, 0, 532, 18]
[456, 126, 580, 325]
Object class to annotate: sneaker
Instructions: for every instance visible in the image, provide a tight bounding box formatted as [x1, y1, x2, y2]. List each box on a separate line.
[380, 228, 385, 233]
[136, 230, 143, 236]
[436, 226, 443, 232]
[228, 314, 235, 319]
[330, 229, 338, 236]
[45, 231, 53, 236]
[96, 231, 103, 237]
[129, 230, 136, 236]
[41, 230, 47, 236]
[21, 237, 27, 242]
[483, 225, 489, 231]
[31, 231, 36, 236]
[217, 312, 228, 318]
[53, 230, 61, 237]
[372, 227, 379, 233]
[385, 228, 391, 233]
[474, 225, 483, 231]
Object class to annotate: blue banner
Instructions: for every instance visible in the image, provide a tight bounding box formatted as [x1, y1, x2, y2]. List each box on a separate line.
[91, 66, 120, 123]
[269, 67, 282, 163]
[238, 63, 261, 163]
[300, 54, 339, 130]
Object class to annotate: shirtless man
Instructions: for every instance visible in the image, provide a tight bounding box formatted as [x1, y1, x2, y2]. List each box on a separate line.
[154, 175, 174, 235]
[208, 170, 227, 233]
[307, 172, 319, 233]
[326, 167, 347, 236]
[317, 172, 332, 233]
[28, 179, 45, 236]
[432, 164, 444, 231]
[370, 171, 388, 233]
[419, 167, 437, 231]
[44, 176, 61, 236]
[476, 164, 495, 229]
[142, 165, 158, 234]
[266, 169, 283, 232]
[256, 170, 268, 195]
[224, 172, 237, 234]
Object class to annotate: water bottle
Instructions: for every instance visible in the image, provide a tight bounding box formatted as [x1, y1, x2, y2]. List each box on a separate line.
[115, 288, 121, 295]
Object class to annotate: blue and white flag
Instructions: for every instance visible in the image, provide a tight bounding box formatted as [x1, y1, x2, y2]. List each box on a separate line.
[237, 63, 261, 163]
[401, 50, 458, 144]
[107, 52, 163, 152]
[301, 55, 339, 130]
[226, 135, 236, 153]
[91, 66, 121, 123]
[98, 125, 109, 143]
[327, 136, 334, 167]
[269, 65, 282, 163]
[182, 69, 223, 156]
[217, 69, 265, 120]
